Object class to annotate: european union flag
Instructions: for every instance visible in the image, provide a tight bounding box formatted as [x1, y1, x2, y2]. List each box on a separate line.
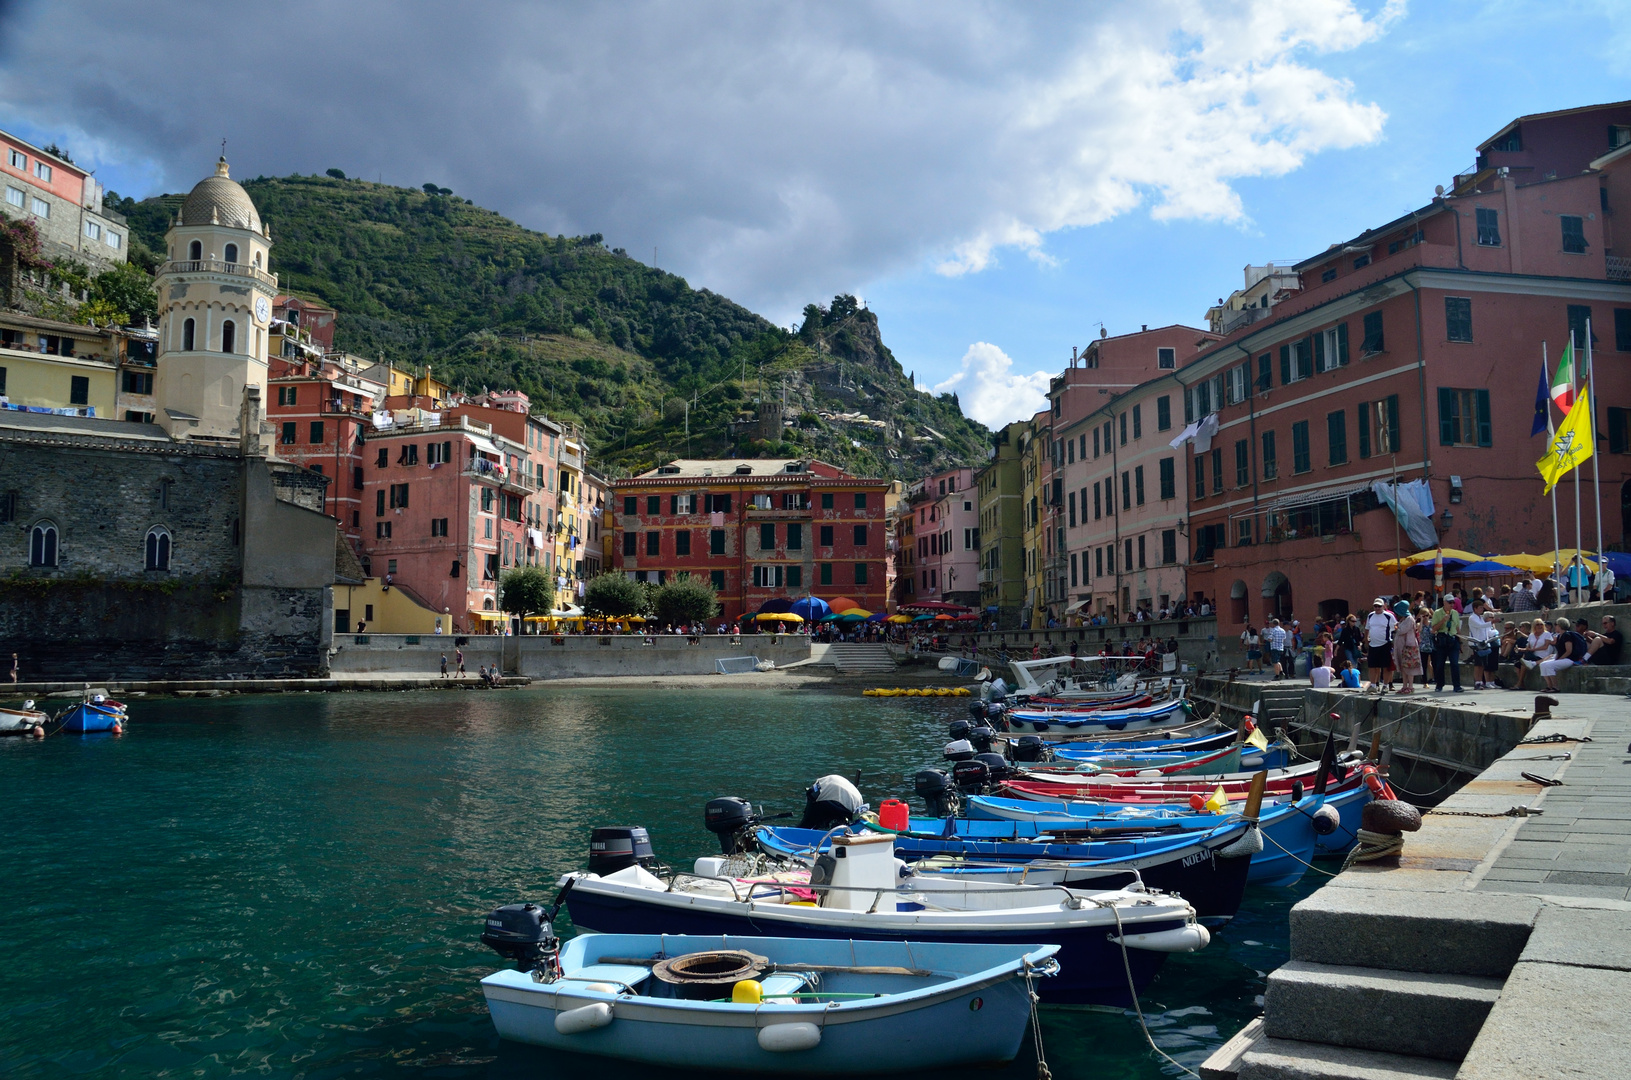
[1531, 359, 1550, 437]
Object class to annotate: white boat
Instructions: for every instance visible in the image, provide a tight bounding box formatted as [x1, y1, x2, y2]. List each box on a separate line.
[1007, 654, 1184, 705]
[0, 701, 47, 736]
[481, 933, 1059, 1072]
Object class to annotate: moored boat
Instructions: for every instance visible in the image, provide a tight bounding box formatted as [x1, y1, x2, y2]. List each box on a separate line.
[59, 695, 127, 734]
[0, 700, 48, 737]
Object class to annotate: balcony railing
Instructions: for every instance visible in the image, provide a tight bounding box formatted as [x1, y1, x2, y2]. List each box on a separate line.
[159, 258, 277, 290]
[1607, 256, 1631, 282]
[465, 462, 536, 492]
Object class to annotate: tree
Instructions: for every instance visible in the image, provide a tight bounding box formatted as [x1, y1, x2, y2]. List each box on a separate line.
[326, 168, 347, 179]
[89, 261, 158, 325]
[583, 572, 648, 617]
[651, 574, 719, 625]
[498, 566, 554, 622]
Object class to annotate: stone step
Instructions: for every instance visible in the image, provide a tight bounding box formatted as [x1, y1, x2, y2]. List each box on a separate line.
[1262, 961, 1502, 1061]
[1290, 886, 1537, 977]
[1239, 1034, 1460, 1080]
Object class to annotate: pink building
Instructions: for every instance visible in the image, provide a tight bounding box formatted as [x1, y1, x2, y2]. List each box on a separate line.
[932, 468, 980, 607]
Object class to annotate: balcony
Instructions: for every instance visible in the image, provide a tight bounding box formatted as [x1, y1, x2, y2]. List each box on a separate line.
[978, 569, 996, 584]
[1608, 256, 1631, 282]
[465, 461, 536, 493]
[559, 450, 582, 470]
[159, 258, 277, 290]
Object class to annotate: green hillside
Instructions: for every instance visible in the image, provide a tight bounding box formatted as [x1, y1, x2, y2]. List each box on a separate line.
[115, 174, 988, 478]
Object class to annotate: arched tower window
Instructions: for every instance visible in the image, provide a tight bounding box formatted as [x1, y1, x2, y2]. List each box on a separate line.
[221, 320, 236, 354]
[183, 318, 196, 351]
[189, 239, 202, 261]
[252, 252, 261, 268]
[30, 522, 58, 567]
[224, 243, 238, 264]
[145, 527, 171, 571]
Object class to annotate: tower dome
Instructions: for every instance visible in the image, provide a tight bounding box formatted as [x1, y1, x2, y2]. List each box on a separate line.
[180, 157, 261, 232]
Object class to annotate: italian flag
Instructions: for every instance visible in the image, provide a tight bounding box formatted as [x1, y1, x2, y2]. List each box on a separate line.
[1551, 339, 1576, 411]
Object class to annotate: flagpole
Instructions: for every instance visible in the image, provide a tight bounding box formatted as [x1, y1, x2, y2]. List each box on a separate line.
[1546, 342, 1562, 591]
[1573, 329, 1585, 603]
[1588, 317, 1603, 595]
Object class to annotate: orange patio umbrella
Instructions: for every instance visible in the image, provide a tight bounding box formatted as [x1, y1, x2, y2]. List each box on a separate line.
[825, 597, 860, 613]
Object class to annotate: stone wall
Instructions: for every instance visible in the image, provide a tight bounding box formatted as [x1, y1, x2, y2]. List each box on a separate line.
[330, 633, 811, 679]
[963, 616, 1220, 671]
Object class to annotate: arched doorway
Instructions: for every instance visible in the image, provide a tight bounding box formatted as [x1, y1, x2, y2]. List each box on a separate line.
[1229, 579, 1249, 625]
[1262, 571, 1292, 622]
[1317, 598, 1350, 620]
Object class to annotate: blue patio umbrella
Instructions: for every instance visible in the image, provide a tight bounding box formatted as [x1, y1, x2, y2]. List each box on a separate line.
[1404, 557, 1468, 580]
[790, 596, 831, 622]
[1453, 560, 1527, 577]
[757, 598, 796, 614]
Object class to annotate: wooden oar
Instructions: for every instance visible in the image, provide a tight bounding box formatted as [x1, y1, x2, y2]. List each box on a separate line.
[597, 956, 933, 977]
[1242, 770, 1268, 824]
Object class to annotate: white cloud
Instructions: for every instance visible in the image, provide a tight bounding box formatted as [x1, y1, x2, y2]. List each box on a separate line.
[933, 343, 1052, 428]
[0, 1, 1393, 323]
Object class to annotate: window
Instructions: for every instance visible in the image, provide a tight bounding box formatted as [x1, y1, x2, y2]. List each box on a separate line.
[106, 232, 120, 249]
[1124, 539, 1133, 570]
[623, 532, 637, 556]
[1193, 457, 1207, 498]
[352, 466, 364, 490]
[1446, 297, 1473, 342]
[1131, 404, 1142, 439]
[1262, 430, 1277, 480]
[821, 493, 834, 509]
[1093, 483, 1101, 520]
[709, 528, 726, 555]
[224, 243, 240, 265]
[4, 186, 21, 208]
[1093, 428, 1100, 457]
[671, 493, 695, 514]
[1159, 457, 1176, 500]
[281, 421, 297, 444]
[853, 524, 868, 546]
[30, 197, 48, 217]
[375, 521, 392, 539]
[310, 421, 324, 444]
[1134, 465, 1145, 505]
[33, 160, 50, 182]
[136, 525, 170, 571]
[646, 530, 660, 556]
[376, 447, 389, 469]
[1567, 305, 1595, 352]
[1388, 229, 1424, 255]
[1616, 309, 1631, 353]
[1121, 470, 1131, 510]
[854, 493, 867, 509]
[1067, 489, 1077, 528]
[1328, 411, 1348, 465]
[1256, 352, 1272, 392]
[1119, 412, 1127, 445]
[820, 562, 833, 585]
[6, 149, 22, 168]
[277, 385, 296, 406]
[1211, 448, 1223, 494]
[1157, 347, 1175, 369]
[85, 221, 100, 241]
[1475, 207, 1500, 246]
[1315, 324, 1349, 371]
[182, 318, 195, 351]
[1561, 215, 1587, 254]
[1096, 547, 1105, 576]
[1237, 518, 1253, 545]
[1352, 254, 1370, 270]
[29, 522, 58, 567]
[431, 518, 448, 537]
[1321, 268, 1336, 284]
[389, 483, 409, 508]
[624, 495, 637, 516]
[1066, 439, 1075, 465]
[1361, 311, 1384, 354]
[1291, 421, 1311, 474]
[189, 240, 202, 261]
[820, 524, 833, 546]
[1070, 553, 1078, 587]
[1610, 408, 1631, 453]
[1156, 395, 1171, 431]
[675, 530, 691, 556]
[481, 487, 493, 512]
[1437, 388, 1492, 447]
[1194, 523, 1227, 562]
[787, 522, 803, 550]
[1235, 439, 1249, 486]
[68, 375, 89, 405]
[1137, 535, 1147, 569]
[1162, 529, 1177, 565]
[1357, 398, 1402, 458]
[760, 522, 776, 550]
[1227, 363, 1247, 403]
[787, 566, 802, 587]
[710, 570, 726, 591]
[647, 495, 660, 514]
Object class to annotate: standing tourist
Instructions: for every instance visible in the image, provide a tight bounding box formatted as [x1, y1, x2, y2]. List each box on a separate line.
[1337, 615, 1362, 667]
[1393, 601, 1422, 694]
[1262, 618, 1288, 680]
[1363, 598, 1396, 692]
[1431, 598, 1463, 693]
[1242, 625, 1261, 673]
[1465, 599, 1500, 689]
[440, 654, 448, 679]
[8, 652, 16, 684]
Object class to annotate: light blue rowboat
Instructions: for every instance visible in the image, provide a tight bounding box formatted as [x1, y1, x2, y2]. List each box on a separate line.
[482, 933, 1059, 1073]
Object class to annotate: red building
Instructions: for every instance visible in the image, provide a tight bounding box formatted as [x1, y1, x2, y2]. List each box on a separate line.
[612, 458, 892, 622]
[266, 353, 386, 547]
[1179, 100, 1631, 625]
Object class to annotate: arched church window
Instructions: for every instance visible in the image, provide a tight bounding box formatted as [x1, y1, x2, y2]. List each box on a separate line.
[221, 320, 236, 354]
[189, 240, 202, 261]
[30, 522, 58, 567]
[252, 252, 261, 268]
[145, 526, 171, 571]
[224, 243, 238, 264]
[183, 318, 195, 351]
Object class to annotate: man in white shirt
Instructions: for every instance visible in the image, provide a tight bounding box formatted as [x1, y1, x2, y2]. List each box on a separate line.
[1309, 661, 1335, 689]
[1262, 618, 1288, 679]
[1363, 597, 1397, 691]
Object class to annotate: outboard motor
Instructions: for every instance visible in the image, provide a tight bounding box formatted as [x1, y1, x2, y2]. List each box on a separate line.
[952, 758, 990, 792]
[1012, 735, 1044, 762]
[588, 826, 658, 877]
[966, 701, 987, 721]
[943, 739, 976, 763]
[969, 725, 994, 753]
[974, 752, 1011, 783]
[799, 774, 865, 830]
[948, 719, 972, 743]
[704, 796, 758, 854]
[914, 768, 953, 817]
[481, 879, 575, 976]
[989, 677, 1008, 702]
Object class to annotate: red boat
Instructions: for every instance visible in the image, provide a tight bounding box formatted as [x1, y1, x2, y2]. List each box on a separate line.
[1000, 754, 1365, 804]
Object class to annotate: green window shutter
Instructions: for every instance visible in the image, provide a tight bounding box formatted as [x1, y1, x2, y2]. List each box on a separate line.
[1387, 395, 1401, 452]
[1475, 390, 1492, 447]
[1313, 332, 1325, 371]
[1280, 345, 1292, 385]
[1437, 388, 1456, 446]
[1337, 322, 1349, 365]
[1357, 404, 1371, 459]
[1609, 409, 1628, 455]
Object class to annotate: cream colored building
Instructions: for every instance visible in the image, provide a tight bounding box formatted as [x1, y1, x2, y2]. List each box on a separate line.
[153, 158, 278, 443]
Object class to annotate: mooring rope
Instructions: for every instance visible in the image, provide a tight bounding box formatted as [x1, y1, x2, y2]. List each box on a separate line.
[1099, 900, 1201, 1080]
[1340, 827, 1406, 871]
[1022, 961, 1050, 1080]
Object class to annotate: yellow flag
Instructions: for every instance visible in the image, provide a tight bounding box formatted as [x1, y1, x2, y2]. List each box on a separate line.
[1538, 387, 1593, 495]
[1246, 724, 1270, 751]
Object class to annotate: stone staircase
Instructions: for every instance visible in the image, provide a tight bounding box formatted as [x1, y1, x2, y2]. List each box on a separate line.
[1256, 684, 1307, 734]
[823, 643, 898, 674]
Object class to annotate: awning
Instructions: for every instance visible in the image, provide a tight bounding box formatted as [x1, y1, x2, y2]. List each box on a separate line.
[467, 435, 503, 458]
[1270, 482, 1375, 511]
[1064, 599, 1090, 615]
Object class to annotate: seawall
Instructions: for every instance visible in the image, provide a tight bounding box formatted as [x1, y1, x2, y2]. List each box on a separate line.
[328, 633, 812, 679]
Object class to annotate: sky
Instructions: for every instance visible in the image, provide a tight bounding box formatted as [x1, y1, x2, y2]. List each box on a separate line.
[1, 0, 1627, 428]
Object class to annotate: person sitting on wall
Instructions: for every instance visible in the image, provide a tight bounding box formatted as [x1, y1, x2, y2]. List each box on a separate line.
[1336, 659, 1362, 688]
[1582, 615, 1623, 665]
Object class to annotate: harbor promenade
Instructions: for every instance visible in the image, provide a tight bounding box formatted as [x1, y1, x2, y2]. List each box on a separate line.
[1204, 688, 1630, 1080]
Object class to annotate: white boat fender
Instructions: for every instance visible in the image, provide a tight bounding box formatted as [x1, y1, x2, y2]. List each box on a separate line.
[1112, 924, 1211, 953]
[554, 1002, 614, 1035]
[758, 1022, 822, 1052]
[1312, 804, 1342, 836]
[1218, 825, 1264, 859]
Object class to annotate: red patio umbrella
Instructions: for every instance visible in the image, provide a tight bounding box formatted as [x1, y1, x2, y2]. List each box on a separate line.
[824, 597, 860, 613]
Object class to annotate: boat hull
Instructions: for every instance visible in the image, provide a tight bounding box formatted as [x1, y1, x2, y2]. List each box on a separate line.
[60, 704, 123, 733]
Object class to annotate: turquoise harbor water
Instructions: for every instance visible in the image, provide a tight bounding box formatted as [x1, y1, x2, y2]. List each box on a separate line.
[1, 686, 1319, 1079]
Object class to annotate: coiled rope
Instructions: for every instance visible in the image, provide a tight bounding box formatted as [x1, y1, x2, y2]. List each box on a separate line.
[1341, 828, 1406, 871]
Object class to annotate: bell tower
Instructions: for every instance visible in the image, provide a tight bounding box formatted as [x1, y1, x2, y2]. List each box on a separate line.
[153, 158, 276, 442]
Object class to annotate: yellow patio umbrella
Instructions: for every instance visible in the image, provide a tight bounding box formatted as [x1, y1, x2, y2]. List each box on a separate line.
[754, 611, 804, 623]
[621, 614, 647, 623]
[1374, 548, 1482, 573]
[886, 614, 913, 623]
[1498, 551, 1598, 573]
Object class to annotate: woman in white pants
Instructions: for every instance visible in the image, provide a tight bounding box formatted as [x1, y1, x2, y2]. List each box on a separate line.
[1538, 618, 1586, 691]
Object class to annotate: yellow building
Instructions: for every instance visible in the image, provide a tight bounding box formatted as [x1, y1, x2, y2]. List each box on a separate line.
[336, 576, 450, 634]
[0, 311, 123, 417]
[554, 428, 588, 596]
[363, 360, 454, 409]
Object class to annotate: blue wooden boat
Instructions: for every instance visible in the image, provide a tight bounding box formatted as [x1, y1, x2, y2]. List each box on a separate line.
[1006, 697, 1188, 733]
[559, 830, 1209, 1006]
[755, 819, 1256, 924]
[481, 933, 1059, 1072]
[1050, 741, 1294, 772]
[60, 696, 126, 733]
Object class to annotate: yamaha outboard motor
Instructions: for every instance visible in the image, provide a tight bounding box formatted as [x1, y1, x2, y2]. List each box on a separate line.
[952, 758, 990, 792]
[704, 796, 758, 854]
[967, 700, 987, 721]
[974, 752, 1011, 783]
[948, 719, 971, 743]
[943, 739, 976, 763]
[587, 826, 657, 877]
[1012, 735, 1044, 763]
[481, 879, 576, 975]
[969, 725, 994, 753]
[799, 774, 865, 830]
[914, 768, 952, 817]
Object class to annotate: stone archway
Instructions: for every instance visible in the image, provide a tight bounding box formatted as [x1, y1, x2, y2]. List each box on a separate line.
[1262, 571, 1292, 622]
[1229, 579, 1249, 625]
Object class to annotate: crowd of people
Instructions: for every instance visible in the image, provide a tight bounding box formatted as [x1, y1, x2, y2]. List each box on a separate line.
[1239, 576, 1624, 694]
